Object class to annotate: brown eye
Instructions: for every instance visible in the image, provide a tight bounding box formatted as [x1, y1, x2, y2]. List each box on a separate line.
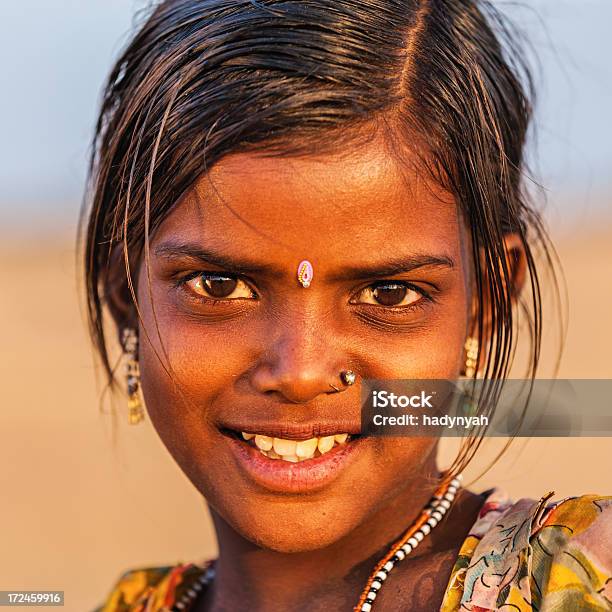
[373, 283, 407, 306]
[203, 276, 237, 297]
[354, 282, 422, 307]
[186, 274, 255, 300]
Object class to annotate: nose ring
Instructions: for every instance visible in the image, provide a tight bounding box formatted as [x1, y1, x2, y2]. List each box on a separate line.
[341, 370, 357, 386]
[329, 370, 357, 392]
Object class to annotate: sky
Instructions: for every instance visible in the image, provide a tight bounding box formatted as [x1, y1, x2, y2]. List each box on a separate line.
[0, 0, 610, 228]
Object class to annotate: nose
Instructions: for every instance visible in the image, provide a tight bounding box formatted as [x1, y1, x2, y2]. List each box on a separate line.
[249, 314, 349, 404]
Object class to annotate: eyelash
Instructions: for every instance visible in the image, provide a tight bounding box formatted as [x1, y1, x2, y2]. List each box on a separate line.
[174, 271, 258, 304]
[174, 272, 434, 310]
[351, 281, 434, 314]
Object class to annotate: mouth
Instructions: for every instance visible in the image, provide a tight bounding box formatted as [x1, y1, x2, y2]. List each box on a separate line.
[221, 425, 365, 493]
[233, 430, 353, 462]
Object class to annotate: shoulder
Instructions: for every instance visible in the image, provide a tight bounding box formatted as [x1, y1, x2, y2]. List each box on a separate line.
[95, 563, 206, 612]
[531, 493, 612, 609]
[441, 490, 612, 611]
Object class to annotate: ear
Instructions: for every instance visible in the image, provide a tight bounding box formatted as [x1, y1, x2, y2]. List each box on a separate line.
[468, 232, 528, 337]
[102, 244, 138, 341]
[502, 232, 528, 301]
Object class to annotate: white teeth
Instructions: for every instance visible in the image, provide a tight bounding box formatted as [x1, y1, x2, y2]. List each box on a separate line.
[295, 437, 318, 458]
[254, 435, 273, 451]
[318, 435, 335, 454]
[244, 432, 351, 461]
[273, 438, 297, 456]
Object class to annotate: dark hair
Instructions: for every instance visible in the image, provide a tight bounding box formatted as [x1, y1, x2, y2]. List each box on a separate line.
[81, 0, 561, 477]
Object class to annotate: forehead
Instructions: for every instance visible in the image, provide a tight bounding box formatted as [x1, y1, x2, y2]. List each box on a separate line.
[154, 140, 462, 263]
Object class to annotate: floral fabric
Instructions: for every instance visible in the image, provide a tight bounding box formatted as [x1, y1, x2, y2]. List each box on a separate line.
[440, 489, 612, 611]
[96, 489, 612, 611]
[95, 564, 207, 612]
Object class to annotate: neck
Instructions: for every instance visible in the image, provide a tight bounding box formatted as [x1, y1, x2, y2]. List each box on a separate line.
[199, 455, 452, 612]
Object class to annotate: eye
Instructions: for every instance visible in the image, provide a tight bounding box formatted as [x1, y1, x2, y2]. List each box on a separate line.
[353, 282, 424, 307]
[184, 273, 256, 300]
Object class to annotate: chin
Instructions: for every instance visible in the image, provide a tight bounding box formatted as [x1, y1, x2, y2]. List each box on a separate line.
[211, 492, 366, 553]
[235, 514, 360, 553]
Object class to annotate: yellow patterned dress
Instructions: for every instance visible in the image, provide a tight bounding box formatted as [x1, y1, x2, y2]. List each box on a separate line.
[96, 489, 612, 611]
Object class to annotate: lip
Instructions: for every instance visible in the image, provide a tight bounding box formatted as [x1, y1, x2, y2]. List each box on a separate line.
[226, 433, 365, 494]
[219, 421, 362, 441]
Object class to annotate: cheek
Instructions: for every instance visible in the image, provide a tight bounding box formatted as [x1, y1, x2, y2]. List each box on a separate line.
[137, 304, 252, 409]
[133, 279, 243, 480]
[137, 326, 249, 522]
[354, 291, 469, 381]
[137, 315, 246, 468]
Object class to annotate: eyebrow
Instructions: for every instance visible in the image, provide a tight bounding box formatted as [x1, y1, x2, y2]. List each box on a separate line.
[154, 241, 454, 280]
[328, 254, 454, 281]
[154, 242, 282, 277]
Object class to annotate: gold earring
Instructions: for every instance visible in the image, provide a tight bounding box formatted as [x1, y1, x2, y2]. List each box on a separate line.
[122, 327, 145, 425]
[463, 336, 479, 379]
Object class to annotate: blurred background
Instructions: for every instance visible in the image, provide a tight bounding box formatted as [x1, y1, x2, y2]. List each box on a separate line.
[0, 1, 610, 610]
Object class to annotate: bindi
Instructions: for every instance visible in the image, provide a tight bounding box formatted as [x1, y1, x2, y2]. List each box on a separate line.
[297, 260, 314, 288]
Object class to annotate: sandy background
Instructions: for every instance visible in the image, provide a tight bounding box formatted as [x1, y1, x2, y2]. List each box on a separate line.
[1, 220, 611, 611]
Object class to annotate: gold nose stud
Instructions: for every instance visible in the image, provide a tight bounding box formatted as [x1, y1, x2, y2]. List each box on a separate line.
[340, 370, 357, 386]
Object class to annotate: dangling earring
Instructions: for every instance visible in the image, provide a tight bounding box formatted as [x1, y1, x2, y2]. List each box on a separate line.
[463, 336, 479, 379]
[122, 327, 145, 425]
[458, 336, 480, 418]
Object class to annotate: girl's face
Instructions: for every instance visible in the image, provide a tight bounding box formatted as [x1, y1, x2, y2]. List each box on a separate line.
[135, 139, 472, 552]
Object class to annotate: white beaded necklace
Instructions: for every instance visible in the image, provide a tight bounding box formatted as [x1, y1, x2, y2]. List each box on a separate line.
[354, 475, 462, 611]
[171, 565, 215, 611]
[170, 475, 462, 612]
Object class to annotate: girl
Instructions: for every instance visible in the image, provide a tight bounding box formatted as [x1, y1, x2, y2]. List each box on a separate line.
[86, 0, 612, 609]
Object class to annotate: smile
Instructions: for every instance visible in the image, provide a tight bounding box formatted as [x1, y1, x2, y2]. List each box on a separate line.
[240, 432, 351, 462]
[223, 424, 365, 493]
